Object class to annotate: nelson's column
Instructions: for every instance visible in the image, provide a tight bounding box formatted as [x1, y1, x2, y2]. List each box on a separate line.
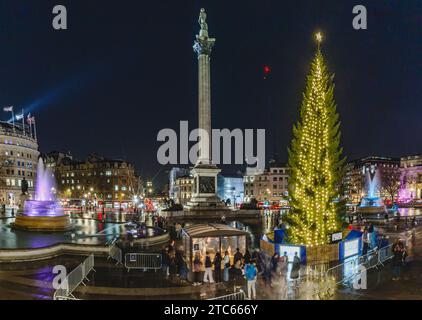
[185, 8, 230, 215]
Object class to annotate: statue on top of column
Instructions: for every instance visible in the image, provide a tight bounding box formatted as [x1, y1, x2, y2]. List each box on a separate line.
[198, 8, 208, 32]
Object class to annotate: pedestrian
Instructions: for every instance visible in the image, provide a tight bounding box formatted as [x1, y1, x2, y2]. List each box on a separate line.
[203, 252, 215, 284]
[262, 256, 272, 287]
[290, 252, 301, 286]
[384, 213, 389, 225]
[193, 252, 203, 286]
[283, 251, 289, 265]
[175, 250, 184, 276]
[411, 216, 417, 228]
[223, 251, 230, 282]
[243, 249, 251, 264]
[234, 248, 243, 266]
[161, 247, 170, 278]
[168, 249, 177, 276]
[362, 229, 370, 256]
[175, 222, 182, 239]
[392, 238, 405, 281]
[271, 253, 279, 273]
[245, 260, 258, 300]
[213, 252, 222, 283]
[278, 252, 288, 275]
[178, 254, 188, 281]
[233, 259, 243, 288]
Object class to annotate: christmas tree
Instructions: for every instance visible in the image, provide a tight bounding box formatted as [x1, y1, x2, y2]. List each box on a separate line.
[287, 33, 345, 246]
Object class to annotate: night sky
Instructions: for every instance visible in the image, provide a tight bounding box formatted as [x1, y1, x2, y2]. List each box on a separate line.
[0, 1, 420, 187]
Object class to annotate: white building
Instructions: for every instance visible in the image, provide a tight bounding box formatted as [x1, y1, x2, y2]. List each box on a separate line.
[0, 121, 39, 207]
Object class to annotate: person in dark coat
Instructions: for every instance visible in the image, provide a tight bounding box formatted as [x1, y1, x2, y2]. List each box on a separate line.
[392, 238, 405, 281]
[233, 248, 243, 266]
[175, 250, 184, 276]
[213, 252, 222, 283]
[290, 252, 301, 285]
[193, 252, 203, 286]
[243, 249, 251, 264]
[161, 247, 170, 278]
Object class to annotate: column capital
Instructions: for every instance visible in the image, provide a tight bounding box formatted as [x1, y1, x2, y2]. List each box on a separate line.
[193, 35, 215, 57]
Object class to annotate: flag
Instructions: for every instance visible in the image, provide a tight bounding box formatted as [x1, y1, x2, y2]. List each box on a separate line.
[27, 116, 35, 124]
[16, 113, 24, 121]
[3, 106, 13, 112]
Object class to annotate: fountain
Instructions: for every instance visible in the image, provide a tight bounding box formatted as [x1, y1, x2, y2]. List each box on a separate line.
[13, 158, 72, 231]
[357, 164, 386, 215]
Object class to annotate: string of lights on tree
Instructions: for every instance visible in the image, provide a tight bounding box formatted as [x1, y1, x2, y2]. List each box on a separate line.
[287, 32, 346, 246]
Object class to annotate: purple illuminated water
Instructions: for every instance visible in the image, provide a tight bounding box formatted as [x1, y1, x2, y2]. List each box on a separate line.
[35, 158, 55, 201]
[23, 158, 64, 217]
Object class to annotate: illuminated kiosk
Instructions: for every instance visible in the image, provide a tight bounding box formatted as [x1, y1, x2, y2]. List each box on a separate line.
[13, 158, 72, 231]
[357, 163, 386, 215]
[182, 224, 247, 271]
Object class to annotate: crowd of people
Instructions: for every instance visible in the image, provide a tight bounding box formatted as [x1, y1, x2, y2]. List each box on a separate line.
[160, 246, 302, 300]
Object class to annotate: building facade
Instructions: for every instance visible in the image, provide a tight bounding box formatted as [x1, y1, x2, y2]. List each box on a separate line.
[0, 121, 39, 207]
[251, 161, 290, 204]
[44, 152, 141, 208]
[173, 175, 194, 205]
[169, 167, 191, 201]
[399, 155, 422, 201]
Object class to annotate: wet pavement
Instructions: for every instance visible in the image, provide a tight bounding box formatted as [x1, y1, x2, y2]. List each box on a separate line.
[0, 209, 163, 249]
[0, 209, 421, 300]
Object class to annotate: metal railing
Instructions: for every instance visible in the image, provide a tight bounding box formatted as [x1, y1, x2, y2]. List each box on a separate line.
[53, 254, 96, 300]
[208, 289, 248, 300]
[124, 253, 162, 272]
[108, 244, 123, 266]
[313, 244, 394, 299]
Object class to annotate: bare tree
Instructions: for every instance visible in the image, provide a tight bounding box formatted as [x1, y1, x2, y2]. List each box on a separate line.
[380, 167, 401, 203]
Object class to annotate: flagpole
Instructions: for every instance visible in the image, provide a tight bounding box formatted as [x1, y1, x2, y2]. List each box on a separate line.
[33, 118, 37, 140]
[22, 109, 25, 135]
[29, 117, 33, 138]
[12, 110, 15, 132]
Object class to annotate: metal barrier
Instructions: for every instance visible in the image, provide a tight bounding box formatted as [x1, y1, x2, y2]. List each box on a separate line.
[124, 253, 162, 272]
[208, 289, 248, 300]
[108, 244, 123, 266]
[313, 244, 394, 299]
[53, 254, 95, 300]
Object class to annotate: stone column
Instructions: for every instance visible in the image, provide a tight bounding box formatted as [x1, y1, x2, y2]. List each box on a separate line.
[194, 19, 215, 166]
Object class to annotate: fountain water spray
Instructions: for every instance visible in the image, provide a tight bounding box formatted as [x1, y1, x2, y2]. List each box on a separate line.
[23, 158, 64, 217]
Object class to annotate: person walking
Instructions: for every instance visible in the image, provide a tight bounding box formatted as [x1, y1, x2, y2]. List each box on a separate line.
[213, 252, 222, 283]
[290, 252, 301, 287]
[161, 247, 170, 278]
[203, 252, 215, 284]
[278, 252, 288, 275]
[392, 238, 405, 281]
[243, 249, 251, 265]
[362, 229, 370, 256]
[245, 261, 258, 300]
[193, 252, 203, 286]
[223, 251, 231, 282]
[234, 248, 243, 266]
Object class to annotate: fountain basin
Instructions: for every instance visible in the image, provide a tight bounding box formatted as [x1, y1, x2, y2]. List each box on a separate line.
[13, 200, 72, 232]
[357, 197, 386, 215]
[13, 213, 73, 231]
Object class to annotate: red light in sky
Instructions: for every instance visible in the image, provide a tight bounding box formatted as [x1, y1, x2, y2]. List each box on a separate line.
[264, 66, 271, 74]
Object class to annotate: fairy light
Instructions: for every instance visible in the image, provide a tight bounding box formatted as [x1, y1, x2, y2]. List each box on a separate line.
[287, 33, 344, 246]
